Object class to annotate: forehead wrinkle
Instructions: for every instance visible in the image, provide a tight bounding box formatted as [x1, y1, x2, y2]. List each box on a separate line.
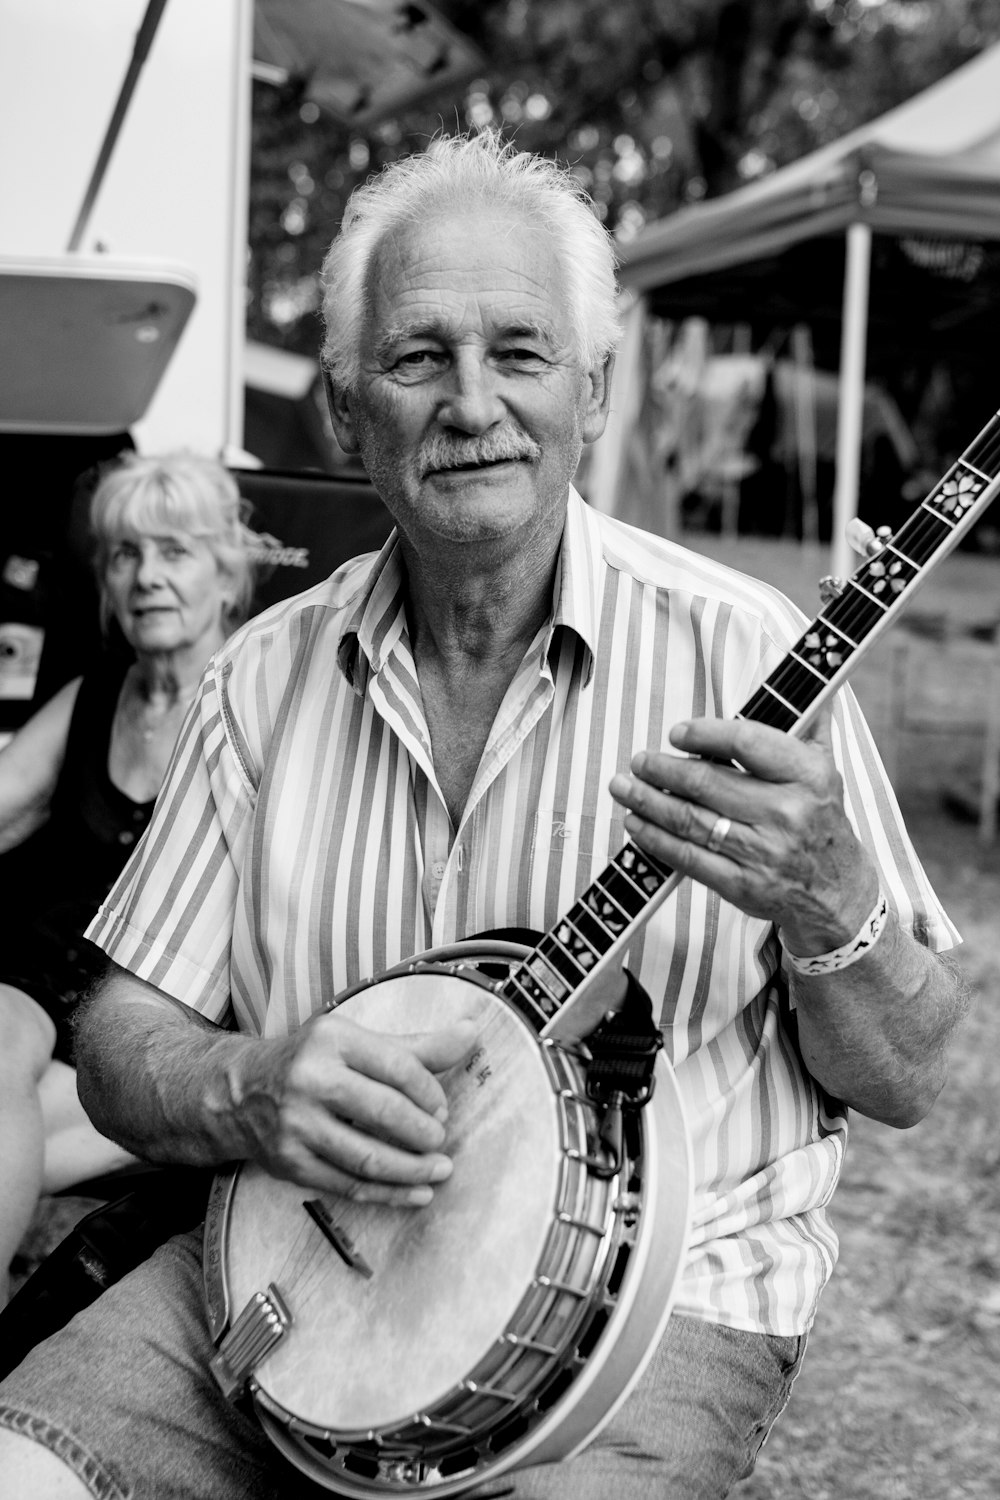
[372, 320, 438, 360]
[373, 315, 560, 361]
[501, 319, 558, 346]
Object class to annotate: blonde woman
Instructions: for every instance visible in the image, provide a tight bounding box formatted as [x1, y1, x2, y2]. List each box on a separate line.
[0, 451, 254, 1303]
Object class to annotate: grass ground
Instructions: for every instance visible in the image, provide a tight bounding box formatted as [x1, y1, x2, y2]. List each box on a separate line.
[14, 534, 1000, 1498]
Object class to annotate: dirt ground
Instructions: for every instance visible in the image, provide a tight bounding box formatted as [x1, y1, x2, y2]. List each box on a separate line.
[12, 535, 1000, 1498]
[702, 534, 1000, 1500]
[738, 801, 1000, 1500]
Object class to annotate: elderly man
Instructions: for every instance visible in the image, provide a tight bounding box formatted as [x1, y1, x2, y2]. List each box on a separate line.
[0, 132, 965, 1499]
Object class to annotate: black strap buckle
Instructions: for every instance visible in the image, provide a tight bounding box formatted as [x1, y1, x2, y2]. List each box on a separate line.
[581, 969, 663, 1179]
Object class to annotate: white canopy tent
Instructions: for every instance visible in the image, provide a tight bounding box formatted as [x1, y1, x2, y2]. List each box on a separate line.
[593, 42, 1000, 578]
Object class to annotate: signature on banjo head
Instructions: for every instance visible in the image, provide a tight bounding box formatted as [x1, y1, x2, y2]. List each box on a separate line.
[463, 1045, 492, 1086]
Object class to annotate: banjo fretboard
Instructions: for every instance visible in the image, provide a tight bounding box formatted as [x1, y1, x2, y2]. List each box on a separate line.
[499, 409, 1000, 1036]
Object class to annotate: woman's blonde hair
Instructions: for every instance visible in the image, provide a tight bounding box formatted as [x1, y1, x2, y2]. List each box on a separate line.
[90, 450, 255, 635]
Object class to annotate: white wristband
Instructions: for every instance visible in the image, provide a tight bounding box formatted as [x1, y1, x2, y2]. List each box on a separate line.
[781, 889, 889, 977]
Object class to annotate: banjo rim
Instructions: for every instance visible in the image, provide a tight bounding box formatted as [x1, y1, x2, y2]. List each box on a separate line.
[204, 944, 693, 1495]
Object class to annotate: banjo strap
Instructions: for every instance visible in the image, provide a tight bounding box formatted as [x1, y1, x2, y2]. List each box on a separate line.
[583, 970, 663, 1178]
[585, 968, 663, 1106]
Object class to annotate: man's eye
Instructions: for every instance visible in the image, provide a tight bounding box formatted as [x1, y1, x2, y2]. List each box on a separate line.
[390, 349, 447, 383]
[498, 347, 547, 366]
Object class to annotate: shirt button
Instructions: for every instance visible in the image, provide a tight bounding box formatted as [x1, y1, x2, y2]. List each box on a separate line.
[432, 861, 446, 877]
[118, 830, 135, 845]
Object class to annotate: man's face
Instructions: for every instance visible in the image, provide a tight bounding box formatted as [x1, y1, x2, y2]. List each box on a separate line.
[328, 211, 612, 555]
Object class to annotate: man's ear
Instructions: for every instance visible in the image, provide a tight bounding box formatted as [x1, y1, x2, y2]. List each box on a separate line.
[322, 370, 360, 454]
[582, 354, 615, 446]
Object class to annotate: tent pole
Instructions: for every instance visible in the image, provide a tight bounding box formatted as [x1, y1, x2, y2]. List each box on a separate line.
[586, 290, 645, 517]
[223, 0, 255, 459]
[831, 220, 872, 581]
[65, 0, 170, 252]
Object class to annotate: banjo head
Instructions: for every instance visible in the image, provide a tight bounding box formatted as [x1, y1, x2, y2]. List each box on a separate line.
[223, 969, 563, 1433]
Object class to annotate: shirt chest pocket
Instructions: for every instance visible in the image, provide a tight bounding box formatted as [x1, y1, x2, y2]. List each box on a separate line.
[529, 809, 626, 885]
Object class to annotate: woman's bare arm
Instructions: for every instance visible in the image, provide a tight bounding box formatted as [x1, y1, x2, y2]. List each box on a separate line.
[0, 676, 81, 851]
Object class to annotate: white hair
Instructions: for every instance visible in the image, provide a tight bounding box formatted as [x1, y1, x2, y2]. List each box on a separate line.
[320, 130, 622, 392]
[90, 450, 255, 632]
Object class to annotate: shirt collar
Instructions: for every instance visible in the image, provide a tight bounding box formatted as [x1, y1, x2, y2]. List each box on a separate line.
[548, 485, 601, 686]
[338, 486, 602, 691]
[337, 531, 408, 693]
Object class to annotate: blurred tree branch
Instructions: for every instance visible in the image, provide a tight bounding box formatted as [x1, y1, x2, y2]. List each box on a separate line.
[247, 0, 1000, 354]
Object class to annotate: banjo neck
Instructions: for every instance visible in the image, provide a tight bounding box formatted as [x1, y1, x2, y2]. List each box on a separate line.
[502, 409, 1000, 1043]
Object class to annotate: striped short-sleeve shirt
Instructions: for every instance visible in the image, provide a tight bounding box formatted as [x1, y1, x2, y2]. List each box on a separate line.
[88, 489, 958, 1335]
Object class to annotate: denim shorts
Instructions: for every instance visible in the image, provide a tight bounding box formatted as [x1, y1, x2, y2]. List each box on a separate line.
[0, 1228, 806, 1500]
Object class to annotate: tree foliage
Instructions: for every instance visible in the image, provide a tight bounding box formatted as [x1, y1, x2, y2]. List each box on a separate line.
[248, 0, 1000, 354]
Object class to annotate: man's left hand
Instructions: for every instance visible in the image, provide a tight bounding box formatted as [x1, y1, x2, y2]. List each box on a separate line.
[608, 705, 879, 955]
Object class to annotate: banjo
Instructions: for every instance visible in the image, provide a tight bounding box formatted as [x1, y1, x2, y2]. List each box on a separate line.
[204, 409, 1000, 1496]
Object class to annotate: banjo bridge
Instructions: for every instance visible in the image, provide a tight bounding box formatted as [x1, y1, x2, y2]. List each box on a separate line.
[304, 1197, 375, 1279]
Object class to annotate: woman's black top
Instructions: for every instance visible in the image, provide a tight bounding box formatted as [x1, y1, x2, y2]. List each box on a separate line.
[0, 658, 155, 1061]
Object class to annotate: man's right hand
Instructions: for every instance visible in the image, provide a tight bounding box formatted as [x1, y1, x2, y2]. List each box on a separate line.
[75, 963, 481, 1209]
[225, 1011, 481, 1206]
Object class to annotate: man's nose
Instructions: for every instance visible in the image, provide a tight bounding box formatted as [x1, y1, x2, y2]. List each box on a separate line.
[436, 351, 504, 434]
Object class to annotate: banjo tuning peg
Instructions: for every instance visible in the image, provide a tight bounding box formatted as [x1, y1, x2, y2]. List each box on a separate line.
[818, 574, 846, 605]
[844, 518, 893, 558]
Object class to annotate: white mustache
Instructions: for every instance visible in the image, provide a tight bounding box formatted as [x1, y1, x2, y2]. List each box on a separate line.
[420, 429, 541, 474]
